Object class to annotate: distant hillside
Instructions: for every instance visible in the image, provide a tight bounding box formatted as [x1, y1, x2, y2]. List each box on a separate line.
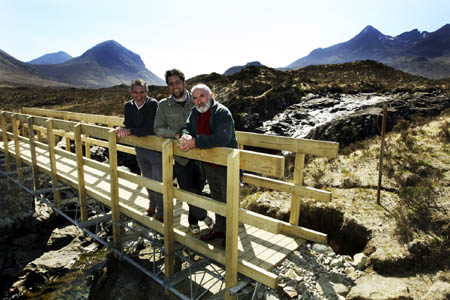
[0, 41, 165, 88]
[28, 51, 72, 64]
[224, 61, 264, 76]
[33, 40, 165, 87]
[0, 50, 67, 87]
[287, 24, 450, 79]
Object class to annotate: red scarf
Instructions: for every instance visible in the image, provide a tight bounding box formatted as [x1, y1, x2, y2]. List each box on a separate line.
[197, 110, 217, 168]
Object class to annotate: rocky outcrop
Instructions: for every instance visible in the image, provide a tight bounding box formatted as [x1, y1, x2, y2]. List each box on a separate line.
[255, 90, 450, 146]
[10, 225, 97, 297]
[346, 274, 413, 300]
[421, 280, 450, 300]
[0, 169, 98, 299]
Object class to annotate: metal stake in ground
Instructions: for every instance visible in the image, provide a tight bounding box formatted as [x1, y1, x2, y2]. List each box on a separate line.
[377, 106, 387, 205]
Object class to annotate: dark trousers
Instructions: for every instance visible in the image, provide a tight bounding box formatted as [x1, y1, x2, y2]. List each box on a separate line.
[135, 148, 163, 217]
[203, 164, 227, 233]
[174, 160, 206, 225]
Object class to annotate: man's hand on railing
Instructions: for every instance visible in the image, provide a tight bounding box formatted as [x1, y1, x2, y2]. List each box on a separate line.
[115, 127, 131, 139]
[178, 134, 195, 151]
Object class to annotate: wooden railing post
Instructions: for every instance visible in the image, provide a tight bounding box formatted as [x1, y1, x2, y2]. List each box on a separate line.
[18, 108, 27, 137]
[27, 117, 40, 203]
[75, 124, 88, 221]
[11, 114, 23, 182]
[37, 127, 43, 143]
[225, 149, 240, 300]
[85, 133, 91, 159]
[63, 117, 71, 152]
[162, 139, 175, 276]
[46, 119, 60, 210]
[108, 129, 121, 251]
[1, 112, 12, 172]
[289, 153, 305, 225]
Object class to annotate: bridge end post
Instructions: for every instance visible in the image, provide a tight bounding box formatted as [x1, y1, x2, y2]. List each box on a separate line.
[225, 149, 240, 300]
[108, 129, 121, 252]
[162, 139, 175, 277]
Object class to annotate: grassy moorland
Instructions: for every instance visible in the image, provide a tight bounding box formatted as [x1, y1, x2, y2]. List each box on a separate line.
[241, 110, 450, 297]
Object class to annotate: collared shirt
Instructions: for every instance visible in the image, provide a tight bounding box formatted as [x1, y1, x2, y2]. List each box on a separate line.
[171, 90, 189, 104]
[134, 100, 146, 110]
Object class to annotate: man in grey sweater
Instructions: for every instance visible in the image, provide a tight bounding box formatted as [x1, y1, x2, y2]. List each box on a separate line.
[154, 69, 212, 234]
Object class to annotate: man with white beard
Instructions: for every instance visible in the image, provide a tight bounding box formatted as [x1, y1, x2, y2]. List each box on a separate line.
[178, 83, 238, 246]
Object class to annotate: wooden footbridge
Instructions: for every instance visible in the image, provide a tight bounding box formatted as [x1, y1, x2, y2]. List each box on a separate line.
[0, 107, 338, 300]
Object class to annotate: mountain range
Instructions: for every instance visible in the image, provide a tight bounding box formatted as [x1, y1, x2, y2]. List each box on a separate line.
[1, 24, 449, 88]
[287, 24, 450, 79]
[0, 41, 165, 88]
[0, 49, 68, 87]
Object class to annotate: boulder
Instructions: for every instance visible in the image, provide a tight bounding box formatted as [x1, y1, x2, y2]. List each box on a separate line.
[421, 280, 450, 300]
[353, 253, 369, 270]
[346, 274, 412, 300]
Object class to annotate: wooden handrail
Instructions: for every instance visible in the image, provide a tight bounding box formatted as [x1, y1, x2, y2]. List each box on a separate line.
[21, 107, 339, 156]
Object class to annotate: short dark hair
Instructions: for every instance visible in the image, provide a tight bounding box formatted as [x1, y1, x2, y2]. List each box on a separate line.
[130, 78, 148, 92]
[165, 69, 185, 84]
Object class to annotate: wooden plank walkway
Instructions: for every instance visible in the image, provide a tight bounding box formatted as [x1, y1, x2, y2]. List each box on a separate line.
[0, 139, 305, 274]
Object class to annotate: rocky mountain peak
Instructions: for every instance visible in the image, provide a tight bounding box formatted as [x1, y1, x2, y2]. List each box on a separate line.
[223, 61, 265, 75]
[395, 29, 423, 43]
[28, 51, 72, 65]
[80, 40, 145, 69]
[353, 25, 390, 42]
[430, 23, 450, 40]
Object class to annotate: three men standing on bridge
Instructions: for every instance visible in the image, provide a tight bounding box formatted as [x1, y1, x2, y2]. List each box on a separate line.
[154, 69, 213, 234]
[117, 75, 237, 246]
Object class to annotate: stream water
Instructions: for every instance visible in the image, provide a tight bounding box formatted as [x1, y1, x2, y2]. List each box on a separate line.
[259, 93, 390, 138]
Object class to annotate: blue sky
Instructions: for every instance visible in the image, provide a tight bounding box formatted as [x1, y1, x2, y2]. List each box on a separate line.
[1, 0, 449, 80]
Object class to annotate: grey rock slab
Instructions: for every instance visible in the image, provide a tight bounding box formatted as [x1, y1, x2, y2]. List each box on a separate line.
[421, 280, 450, 300]
[347, 274, 412, 300]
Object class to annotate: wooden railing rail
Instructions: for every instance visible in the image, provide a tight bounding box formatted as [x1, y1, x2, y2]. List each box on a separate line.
[19, 108, 338, 225]
[22, 107, 124, 127]
[21, 106, 338, 155]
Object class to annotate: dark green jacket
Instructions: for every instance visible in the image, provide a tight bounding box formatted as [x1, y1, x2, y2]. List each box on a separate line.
[181, 98, 238, 150]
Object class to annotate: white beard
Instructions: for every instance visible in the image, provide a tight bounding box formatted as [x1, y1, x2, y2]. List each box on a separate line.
[195, 99, 211, 113]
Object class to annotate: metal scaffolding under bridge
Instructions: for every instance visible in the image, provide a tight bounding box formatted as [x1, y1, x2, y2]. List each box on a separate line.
[0, 108, 339, 299]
